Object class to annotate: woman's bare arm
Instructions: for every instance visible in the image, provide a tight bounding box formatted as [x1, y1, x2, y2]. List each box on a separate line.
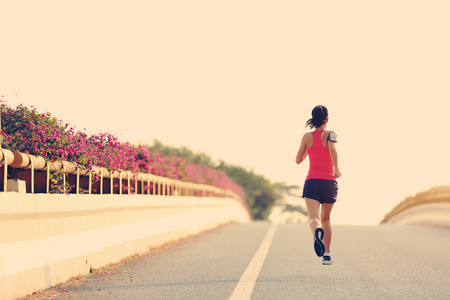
[295, 134, 310, 164]
[328, 141, 342, 178]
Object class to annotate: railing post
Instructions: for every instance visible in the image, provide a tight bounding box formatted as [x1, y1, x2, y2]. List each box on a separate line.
[110, 172, 113, 195]
[88, 170, 91, 195]
[46, 163, 49, 194]
[159, 179, 162, 196]
[152, 176, 155, 195]
[119, 172, 122, 195]
[29, 155, 34, 194]
[127, 171, 131, 195]
[163, 180, 166, 196]
[2, 150, 7, 192]
[76, 167, 80, 195]
[63, 164, 66, 194]
[100, 169, 103, 195]
[0, 102, 2, 147]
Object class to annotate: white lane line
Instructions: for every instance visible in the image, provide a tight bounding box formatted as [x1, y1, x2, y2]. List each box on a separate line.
[229, 223, 278, 300]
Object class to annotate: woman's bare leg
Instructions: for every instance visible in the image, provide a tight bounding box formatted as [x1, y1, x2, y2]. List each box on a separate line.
[304, 198, 321, 234]
[321, 203, 334, 253]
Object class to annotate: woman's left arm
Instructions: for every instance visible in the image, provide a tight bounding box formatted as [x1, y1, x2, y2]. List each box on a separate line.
[328, 141, 342, 178]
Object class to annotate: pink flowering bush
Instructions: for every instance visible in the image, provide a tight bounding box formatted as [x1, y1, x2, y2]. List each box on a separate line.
[187, 163, 245, 199]
[0, 103, 124, 172]
[0, 100, 245, 199]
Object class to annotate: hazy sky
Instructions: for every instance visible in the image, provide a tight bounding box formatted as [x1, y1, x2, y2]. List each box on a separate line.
[1, 1, 449, 225]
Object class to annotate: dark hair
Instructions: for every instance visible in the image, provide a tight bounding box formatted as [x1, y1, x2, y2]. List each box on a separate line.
[306, 105, 328, 129]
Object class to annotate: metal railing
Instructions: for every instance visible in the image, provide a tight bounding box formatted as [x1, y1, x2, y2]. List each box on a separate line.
[0, 148, 244, 203]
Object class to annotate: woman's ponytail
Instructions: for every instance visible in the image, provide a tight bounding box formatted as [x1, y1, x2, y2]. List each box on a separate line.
[306, 105, 328, 129]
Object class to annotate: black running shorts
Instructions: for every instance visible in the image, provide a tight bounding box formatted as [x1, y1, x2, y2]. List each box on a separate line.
[302, 179, 338, 204]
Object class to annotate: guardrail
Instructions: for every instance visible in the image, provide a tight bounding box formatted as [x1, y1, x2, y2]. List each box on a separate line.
[0, 148, 245, 203]
[380, 189, 450, 224]
[0, 190, 252, 300]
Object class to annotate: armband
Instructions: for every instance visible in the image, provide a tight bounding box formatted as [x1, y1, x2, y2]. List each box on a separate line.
[328, 132, 337, 143]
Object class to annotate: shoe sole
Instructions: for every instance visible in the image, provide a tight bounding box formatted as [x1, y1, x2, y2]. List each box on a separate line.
[322, 260, 333, 266]
[314, 228, 325, 257]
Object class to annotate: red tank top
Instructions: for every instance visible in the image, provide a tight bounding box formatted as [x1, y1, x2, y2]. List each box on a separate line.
[306, 130, 336, 181]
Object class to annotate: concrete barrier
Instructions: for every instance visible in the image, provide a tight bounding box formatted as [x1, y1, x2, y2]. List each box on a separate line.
[382, 202, 450, 227]
[380, 188, 450, 226]
[0, 193, 251, 300]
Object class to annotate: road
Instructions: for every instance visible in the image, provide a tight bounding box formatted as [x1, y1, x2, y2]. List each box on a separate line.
[28, 222, 450, 299]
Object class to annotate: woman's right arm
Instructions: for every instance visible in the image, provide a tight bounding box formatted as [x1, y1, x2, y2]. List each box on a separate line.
[295, 134, 309, 164]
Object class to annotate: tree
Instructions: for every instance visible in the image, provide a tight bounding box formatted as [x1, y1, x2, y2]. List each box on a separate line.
[148, 140, 285, 220]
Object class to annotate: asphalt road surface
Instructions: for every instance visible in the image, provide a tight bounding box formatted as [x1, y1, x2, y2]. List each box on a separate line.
[26, 222, 450, 299]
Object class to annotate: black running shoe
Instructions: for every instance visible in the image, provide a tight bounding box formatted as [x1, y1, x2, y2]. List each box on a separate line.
[314, 228, 325, 257]
[322, 254, 333, 265]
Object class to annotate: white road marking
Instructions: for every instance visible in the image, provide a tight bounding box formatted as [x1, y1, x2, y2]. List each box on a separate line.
[229, 223, 278, 300]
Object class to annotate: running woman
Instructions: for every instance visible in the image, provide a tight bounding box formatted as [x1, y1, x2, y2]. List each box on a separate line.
[295, 105, 341, 265]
